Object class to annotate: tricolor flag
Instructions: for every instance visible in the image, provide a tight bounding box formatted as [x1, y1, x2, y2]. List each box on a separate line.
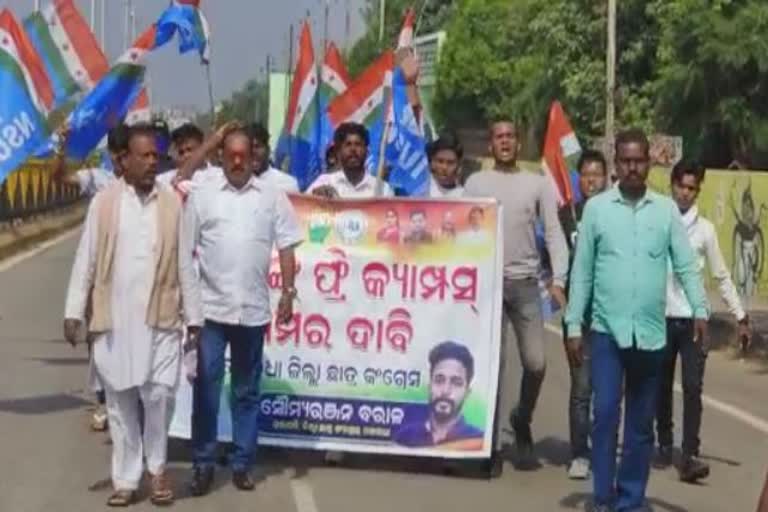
[274, 21, 320, 191]
[24, 0, 108, 108]
[397, 8, 416, 49]
[56, 4, 210, 160]
[319, 42, 350, 162]
[0, 9, 53, 184]
[0, 9, 55, 116]
[327, 51, 394, 133]
[126, 89, 150, 125]
[327, 51, 394, 178]
[541, 101, 582, 206]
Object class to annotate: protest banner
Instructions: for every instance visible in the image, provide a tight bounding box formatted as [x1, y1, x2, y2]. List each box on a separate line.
[170, 195, 503, 459]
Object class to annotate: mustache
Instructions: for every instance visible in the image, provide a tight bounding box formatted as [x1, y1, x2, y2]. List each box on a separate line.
[431, 398, 456, 412]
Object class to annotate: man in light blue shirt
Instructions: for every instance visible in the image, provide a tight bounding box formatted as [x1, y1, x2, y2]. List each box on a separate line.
[564, 129, 708, 512]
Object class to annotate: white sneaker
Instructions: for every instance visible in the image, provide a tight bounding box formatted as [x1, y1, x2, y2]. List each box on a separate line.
[568, 457, 590, 480]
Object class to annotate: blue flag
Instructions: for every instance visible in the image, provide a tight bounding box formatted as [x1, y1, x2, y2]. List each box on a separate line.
[377, 68, 430, 196]
[0, 58, 50, 184]
[59, 63, 145, 160]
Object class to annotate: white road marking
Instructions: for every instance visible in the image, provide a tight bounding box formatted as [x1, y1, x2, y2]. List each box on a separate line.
[291, 478, 320, 512]
[0, 226, 80, 273]
[544, 323, 768, 435]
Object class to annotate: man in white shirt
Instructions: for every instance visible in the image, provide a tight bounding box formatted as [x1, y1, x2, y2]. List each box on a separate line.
[156, 123, 219, 200]
[427, 135, 464, 198]
[307, 122, 393, 198]
[52, 124, 128, 198]
[64, 124, 196, 507]
[656, 160, 751, 483]
[180, 128, 302, 496]
[247, 123, 299, 193]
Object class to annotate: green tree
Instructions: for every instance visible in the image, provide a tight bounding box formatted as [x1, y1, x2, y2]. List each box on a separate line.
[195, 79, 269, 130]
[434, 0, 609, 143]
[347, 0, 455, 77]
[649, 0, 768, 167]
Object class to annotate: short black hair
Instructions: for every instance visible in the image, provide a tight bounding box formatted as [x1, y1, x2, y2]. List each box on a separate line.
[247, 122, 270, 146]
[488, 118, 519, 136]
[427, 134, 464, 161]
[577, 149, 607, 175]
[334, 122, 369, 148]
[171, 123, 203, 146]
[125, 122, 157, 150]
[671, 160, 706, 185]
[151, 118, 170, 138]
[429, 341, 474, 383]
[107, 124, 129, 154]
[615, 128, 650, 156]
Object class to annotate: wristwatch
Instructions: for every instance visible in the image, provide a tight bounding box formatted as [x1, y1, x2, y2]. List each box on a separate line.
[281, 287, 298, 300]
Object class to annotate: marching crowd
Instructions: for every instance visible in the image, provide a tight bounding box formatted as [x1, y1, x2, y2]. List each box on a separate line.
[56, 112, 757, 511]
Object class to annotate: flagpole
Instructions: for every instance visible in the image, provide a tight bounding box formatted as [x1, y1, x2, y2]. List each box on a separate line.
[344, 0, 351, 53]
[205, 64, 216, 127]
[323, 1, 330, 54]
[90, 0, 96, 31]
[374, 119, 392, 198]
[123, 0, 131, 51]
[378, 0, 386, 46]
[100, 0, 106, 54]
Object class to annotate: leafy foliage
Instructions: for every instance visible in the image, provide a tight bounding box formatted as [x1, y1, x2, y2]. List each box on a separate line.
[433, 0, 768, 166]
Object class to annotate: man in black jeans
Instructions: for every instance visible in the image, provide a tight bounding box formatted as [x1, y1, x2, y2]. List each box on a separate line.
[656, 161, 751, 482]
[559, 150, 609, 480]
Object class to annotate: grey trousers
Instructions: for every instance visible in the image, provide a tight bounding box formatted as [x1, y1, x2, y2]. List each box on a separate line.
[493, 278, 546, 450]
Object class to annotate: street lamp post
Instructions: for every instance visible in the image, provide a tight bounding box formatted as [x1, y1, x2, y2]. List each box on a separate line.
[605, 0, 617, 172]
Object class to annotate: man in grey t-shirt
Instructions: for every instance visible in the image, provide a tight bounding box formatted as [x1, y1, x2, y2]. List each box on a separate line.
[464, 120, 569, 474]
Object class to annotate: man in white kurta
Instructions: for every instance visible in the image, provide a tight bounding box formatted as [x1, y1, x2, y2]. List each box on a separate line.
[64, 125, 195, 506]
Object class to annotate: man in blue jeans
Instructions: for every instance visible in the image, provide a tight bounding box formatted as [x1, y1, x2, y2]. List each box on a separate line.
[180, 127, 302, 496]
[565, 129, 709, 512]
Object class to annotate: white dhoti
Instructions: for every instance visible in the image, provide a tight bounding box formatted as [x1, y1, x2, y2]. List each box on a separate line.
[65, 184, 184, 492]
[104, 381, 175, 490]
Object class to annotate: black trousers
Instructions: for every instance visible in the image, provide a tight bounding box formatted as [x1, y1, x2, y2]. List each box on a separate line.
[655, 318, 707, 457]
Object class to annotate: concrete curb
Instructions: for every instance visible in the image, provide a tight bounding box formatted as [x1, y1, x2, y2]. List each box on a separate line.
[0, 204, 86, 261]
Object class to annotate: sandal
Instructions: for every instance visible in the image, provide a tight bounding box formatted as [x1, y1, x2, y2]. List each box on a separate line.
[90, 406, 108, 432]
[149, 472, 174, 506]
[106, 490, 136, 507]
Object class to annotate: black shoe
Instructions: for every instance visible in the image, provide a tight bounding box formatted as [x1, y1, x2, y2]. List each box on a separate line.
[486, 451, 504, 479]
[512, 414, 534, 461]
[190, 466, 214, 497]
[678, 455, 710, 483]
[654, 445, 674, 469]
[232, 470, 256, 491]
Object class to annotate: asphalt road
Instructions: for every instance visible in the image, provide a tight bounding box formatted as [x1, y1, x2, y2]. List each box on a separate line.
[0, 231, 766, 512]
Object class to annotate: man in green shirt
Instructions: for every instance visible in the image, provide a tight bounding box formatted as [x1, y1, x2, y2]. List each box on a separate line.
[564, 129, 708, 512]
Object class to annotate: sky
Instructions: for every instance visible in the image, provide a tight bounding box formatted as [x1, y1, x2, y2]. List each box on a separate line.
[5, 0, 368, 113]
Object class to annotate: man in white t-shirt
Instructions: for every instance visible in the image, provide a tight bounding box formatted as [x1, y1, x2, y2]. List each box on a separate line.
[156, 123, 220, 201]
[427, 135, 464, 199]
[248, 123, 299, 193]
[52, 124, 128, 198]
[307, 122, 393, 198]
